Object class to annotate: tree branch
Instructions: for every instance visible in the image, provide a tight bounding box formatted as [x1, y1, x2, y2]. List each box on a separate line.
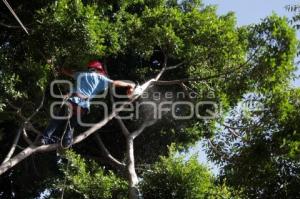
[6, 93, 45, 136]
[0, 21, 21, 28]
[24, 122, 41, 135]
[94, 134, 126, 169]
[1, 93, 44, 163]
[131, 120, 157, 139]
[154, 54, 168, 81]
[153, 48, 259, 86]
[116, 118, 131, 137]
[2, 0, 29, 34]
[26, 93, 45, 122]
[127, 137, 139, 199]
[1, 126, 23, 164]
[165, 62, 184, 70]
[22, 128, 34, 145]
[207, 138, 228, 160]
[219, 123, 243, 138]
[179, 82, 191, 100]
[0, 144, 59, 175]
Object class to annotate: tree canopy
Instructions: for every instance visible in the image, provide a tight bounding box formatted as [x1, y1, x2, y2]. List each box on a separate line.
[0, 0, 299, 198]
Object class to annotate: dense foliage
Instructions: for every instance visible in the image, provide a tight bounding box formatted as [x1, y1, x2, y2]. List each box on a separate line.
[46, 150, 128, 199]
[0, 0, 299, 198]
[140, 147, 239, 199]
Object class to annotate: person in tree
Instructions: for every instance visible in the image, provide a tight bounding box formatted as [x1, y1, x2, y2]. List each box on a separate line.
[39, 60, 135, 148]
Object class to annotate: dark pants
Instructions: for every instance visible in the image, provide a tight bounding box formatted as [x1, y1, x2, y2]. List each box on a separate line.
[42, 101, 87, 144]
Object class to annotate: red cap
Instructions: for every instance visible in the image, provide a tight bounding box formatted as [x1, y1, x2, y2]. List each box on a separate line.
[87, 60, 107, 75]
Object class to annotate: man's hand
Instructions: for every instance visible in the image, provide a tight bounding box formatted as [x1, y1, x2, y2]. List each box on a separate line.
[126, 84, 135, 97]
[112, 81, 136, 97]
[113, 81, 135, 88]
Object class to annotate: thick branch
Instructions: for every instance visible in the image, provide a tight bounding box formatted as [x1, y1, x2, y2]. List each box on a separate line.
[0, 144, 59, 175]
[127, 137, 139, 199]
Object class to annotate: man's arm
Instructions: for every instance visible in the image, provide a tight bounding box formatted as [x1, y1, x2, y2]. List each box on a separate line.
[113, 81, 135, 96]
[112, 80, 135, 88]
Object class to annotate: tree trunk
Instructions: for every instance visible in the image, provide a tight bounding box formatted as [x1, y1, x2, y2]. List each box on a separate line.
[127, 137, 139, 199]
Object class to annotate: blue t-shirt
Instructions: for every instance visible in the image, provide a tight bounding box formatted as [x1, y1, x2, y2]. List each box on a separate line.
[69, 72, 113, 109]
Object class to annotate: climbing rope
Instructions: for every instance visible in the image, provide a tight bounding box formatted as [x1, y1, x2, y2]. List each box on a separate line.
[60, 107, 72, 149]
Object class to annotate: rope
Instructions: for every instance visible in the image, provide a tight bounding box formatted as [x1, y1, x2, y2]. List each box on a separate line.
[60, 108, 72, 149]
[2, 0, 29, 35]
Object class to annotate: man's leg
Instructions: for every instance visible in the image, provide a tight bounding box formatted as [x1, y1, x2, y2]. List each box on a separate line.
[40, 107, 67, 144]
[61, 104, 87, 148]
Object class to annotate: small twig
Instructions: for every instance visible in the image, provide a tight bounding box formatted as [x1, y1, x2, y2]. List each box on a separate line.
[24, 123, 41, 135]
[227, 128, 242, 138]
[207, 138, 228, 160]
[179, 83, 191, 100]
[16, 145, 25, 150]
[22, 128, 34, 145]
[220, 124, 243, 138]
[165, 62, 184, 70]
[27, 93, 45, 121]
[154, 54, 168, 81]
[6, 93, 45, 136]
[0, 21, 21, 28]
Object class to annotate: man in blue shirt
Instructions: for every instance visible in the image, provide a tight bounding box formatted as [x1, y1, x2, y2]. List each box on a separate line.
[40, 60, 135, 148]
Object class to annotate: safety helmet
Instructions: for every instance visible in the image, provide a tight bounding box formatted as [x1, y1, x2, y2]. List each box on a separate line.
[87, 60, 107, 75]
